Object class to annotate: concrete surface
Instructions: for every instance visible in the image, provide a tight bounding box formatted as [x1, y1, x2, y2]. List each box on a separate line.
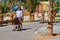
[0, 22, 44, 40]
[34, 23, 60, 40]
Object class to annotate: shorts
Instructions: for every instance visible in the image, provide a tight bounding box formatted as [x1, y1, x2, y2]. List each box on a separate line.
[18, 17, 22, 21]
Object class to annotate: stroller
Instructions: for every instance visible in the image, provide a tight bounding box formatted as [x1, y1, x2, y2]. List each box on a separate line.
[13, 17, 21, 31]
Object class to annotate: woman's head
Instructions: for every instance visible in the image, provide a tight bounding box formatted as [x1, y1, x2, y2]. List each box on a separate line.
[18, 6, 21, 10]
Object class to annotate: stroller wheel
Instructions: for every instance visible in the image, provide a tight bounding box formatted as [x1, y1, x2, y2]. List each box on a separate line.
[12, 26, 18, 31]
[17, 25, 22, 31]
[18, 29, 22, 31]
[12, 29, 16, 31]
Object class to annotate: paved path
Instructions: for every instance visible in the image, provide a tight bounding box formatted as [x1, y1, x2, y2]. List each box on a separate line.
[0, 22, 46, 40]
[34, 23, 60, 40]
[35, 23, 60, 34]
[0, 22, 60, 40]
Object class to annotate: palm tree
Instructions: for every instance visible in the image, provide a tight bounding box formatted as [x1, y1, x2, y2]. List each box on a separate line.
[47, 0, 54, 36]
[25, 0, 39, 13]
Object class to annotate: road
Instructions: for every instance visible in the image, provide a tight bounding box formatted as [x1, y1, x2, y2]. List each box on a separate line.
[0, 22, 60, 40]
[0, 22, 47, 40]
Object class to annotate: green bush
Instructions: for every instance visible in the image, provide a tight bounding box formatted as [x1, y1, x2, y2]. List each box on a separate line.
[0, 2, 10, 14]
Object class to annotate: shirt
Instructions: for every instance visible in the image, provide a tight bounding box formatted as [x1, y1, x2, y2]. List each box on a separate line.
[16, 10, 23, 18]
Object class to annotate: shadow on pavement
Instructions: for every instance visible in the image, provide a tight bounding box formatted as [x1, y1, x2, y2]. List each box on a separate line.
[12, 28, 32, 31]
[0, 24, 8, 27]
[53, 33, 60, 36]
[22, 28, 32, 31]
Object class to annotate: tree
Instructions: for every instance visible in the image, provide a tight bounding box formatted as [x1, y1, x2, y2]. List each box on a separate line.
[51, 0, 60, 22]
[40, 0, 48, 1]
[47, 0, 54, 36]
[25, 0, 39, 13]
[0, 2, 11, 14]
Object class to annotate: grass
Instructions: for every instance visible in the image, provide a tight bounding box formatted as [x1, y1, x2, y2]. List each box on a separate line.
[55, 17, 60, 21]
[55, 14, 60, 21]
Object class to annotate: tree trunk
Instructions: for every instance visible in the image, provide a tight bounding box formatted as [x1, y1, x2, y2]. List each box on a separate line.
[41, 12, 44, 23]
[47, 0, 54, 36]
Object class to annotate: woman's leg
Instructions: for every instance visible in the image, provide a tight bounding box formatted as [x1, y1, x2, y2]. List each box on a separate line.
[19, 18, 23, 29]
[17, 22, 22, 31]
[20, 20, 23, 29]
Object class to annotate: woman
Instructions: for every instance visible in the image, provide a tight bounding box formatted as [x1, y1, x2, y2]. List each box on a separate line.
[13, 6, 23, 31]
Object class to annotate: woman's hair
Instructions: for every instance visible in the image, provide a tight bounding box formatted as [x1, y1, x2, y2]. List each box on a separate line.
[18, 6, 21, 10]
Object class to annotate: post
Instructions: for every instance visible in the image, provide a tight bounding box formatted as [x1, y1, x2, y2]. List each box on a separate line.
[0, 14, 3, 24]
[41, 12, 44, 23]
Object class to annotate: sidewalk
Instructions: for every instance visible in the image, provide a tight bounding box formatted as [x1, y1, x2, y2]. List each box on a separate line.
[0, 22, 42, 40]
[34, 23, 60, 40]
